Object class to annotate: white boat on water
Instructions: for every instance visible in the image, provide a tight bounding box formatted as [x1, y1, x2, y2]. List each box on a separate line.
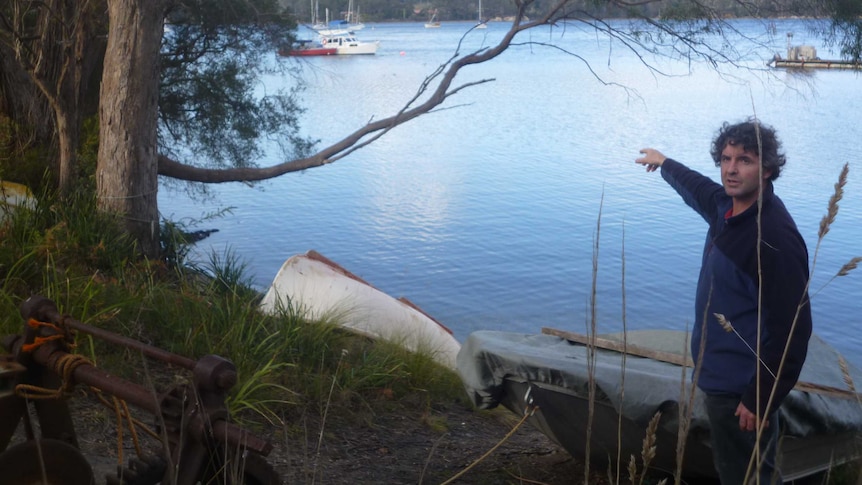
[475, 0, 487, 28]
[306, 0, 375, 53]
[313, 11, 350, 36]
[320, 31, 379, 55]
[259, 250, 461, 369]
[424, 10, 441, 28]
[312, 1, 364, 35]
[309, 0, 326, 31]
[344, 0, 365, 31]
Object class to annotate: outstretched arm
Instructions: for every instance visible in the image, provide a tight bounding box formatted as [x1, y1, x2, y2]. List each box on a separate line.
[635, 148, 668, 173]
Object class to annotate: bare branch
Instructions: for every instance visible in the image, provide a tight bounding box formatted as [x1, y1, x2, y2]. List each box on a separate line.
[160, 0, 570, 183]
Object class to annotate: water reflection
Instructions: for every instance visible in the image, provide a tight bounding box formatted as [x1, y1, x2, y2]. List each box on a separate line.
[363, 157, 456, 245]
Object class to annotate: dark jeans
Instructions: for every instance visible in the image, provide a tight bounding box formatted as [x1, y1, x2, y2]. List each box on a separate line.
[705, 393, 781, 484]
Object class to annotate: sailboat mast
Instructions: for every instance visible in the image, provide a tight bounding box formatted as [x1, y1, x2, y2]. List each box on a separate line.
[476, 0, 487, 28]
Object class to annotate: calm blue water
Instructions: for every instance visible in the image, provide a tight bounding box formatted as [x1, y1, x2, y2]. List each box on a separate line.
[159, 19, 862, 366]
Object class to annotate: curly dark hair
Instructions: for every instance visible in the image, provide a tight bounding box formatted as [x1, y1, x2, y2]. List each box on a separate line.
[710, 119, 786, 181]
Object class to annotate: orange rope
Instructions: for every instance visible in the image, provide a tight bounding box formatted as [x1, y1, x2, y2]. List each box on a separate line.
[15, 353, 90, 399]
[90, 387, 159, 466]
[25, 317, 62, 332]
[21, 318, 77, 352]
[16, 317, 83, 398]
[18, 316, 156, 465]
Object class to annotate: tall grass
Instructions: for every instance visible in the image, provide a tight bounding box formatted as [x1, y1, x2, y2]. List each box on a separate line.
[584, 191, 604, 484]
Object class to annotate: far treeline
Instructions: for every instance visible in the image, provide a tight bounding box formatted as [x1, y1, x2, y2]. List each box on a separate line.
[282, 0, 850, 23]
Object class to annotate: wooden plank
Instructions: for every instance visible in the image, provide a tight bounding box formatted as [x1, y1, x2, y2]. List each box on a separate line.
[541, 327, 862, 400]
[772, 59, 862, 70]
[541, 327, 694, 367]
[794, 381, 862, 400]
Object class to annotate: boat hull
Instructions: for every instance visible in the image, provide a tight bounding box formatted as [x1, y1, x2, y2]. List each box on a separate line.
[260, 250, 461, 368]
[1, 180, 34, 221]
[335, 44, 378, 55]
[334, 41, 378, 55]
[457, 329, 862, 481]
[500, 377, 716, 479]
[279, 47, 337, 57]
[320, 33, 379, 55]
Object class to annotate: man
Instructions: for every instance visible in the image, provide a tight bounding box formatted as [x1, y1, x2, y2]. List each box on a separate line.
[635, 120, 812, 484]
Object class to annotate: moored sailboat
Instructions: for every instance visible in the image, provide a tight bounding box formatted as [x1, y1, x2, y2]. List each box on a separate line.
[475, 0, 487, 28]
[424, 9, 441, 28]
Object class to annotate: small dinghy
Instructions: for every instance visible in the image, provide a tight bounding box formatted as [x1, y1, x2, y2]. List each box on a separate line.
[260, 250, 461, 369]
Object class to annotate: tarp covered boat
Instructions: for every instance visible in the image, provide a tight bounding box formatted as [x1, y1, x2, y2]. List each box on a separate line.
[457, 328, 862, 481]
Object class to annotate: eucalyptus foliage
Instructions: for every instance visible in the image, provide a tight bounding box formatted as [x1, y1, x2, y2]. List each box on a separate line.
[821, 0, 862, 61]
[159, 0, 316, 176]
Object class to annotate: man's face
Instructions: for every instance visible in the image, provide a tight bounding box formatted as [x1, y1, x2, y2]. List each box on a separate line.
[720, 142, 771, 210]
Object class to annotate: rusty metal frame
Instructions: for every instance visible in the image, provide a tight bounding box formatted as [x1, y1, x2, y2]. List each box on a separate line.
[0, 295, 281, 484]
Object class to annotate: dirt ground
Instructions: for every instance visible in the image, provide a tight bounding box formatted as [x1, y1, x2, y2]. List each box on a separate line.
[266, 403, 590, 485]
[41, 395, 591, 484]
[8, 383, 837, 485]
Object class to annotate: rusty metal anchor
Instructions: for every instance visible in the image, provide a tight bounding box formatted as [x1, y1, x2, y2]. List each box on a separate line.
[0, 295, 281, 484]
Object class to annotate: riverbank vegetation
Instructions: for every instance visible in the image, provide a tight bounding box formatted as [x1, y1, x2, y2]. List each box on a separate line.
[3, 172, 633, 484]
[0, 183, 466, 425]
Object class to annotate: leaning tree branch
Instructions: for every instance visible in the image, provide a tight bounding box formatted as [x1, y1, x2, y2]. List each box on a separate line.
[158, 0, 572, 183]
[157, 0, 769, 184]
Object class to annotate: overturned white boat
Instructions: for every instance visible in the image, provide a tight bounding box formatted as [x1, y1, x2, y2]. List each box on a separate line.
[0, 180, 35, 222]
[260, 250, 460, 369]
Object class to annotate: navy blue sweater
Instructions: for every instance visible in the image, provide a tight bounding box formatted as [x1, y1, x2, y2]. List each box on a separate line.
[661, 159, 812, 417]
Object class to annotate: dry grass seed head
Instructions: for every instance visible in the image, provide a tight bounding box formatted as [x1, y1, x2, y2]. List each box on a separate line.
[714, 313, 734, 333]
[837, 257, 862, 277]
[819, 163, 849, 239]
[641, 411, 661, 468]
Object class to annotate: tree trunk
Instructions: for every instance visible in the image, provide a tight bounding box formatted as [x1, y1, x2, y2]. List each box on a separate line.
[51, 0, 91, 195]
[0, 44, 56, 152]
[97, 0, 165, 258]
[1, 0, 105, 193]
[55, 110, 78, 193]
